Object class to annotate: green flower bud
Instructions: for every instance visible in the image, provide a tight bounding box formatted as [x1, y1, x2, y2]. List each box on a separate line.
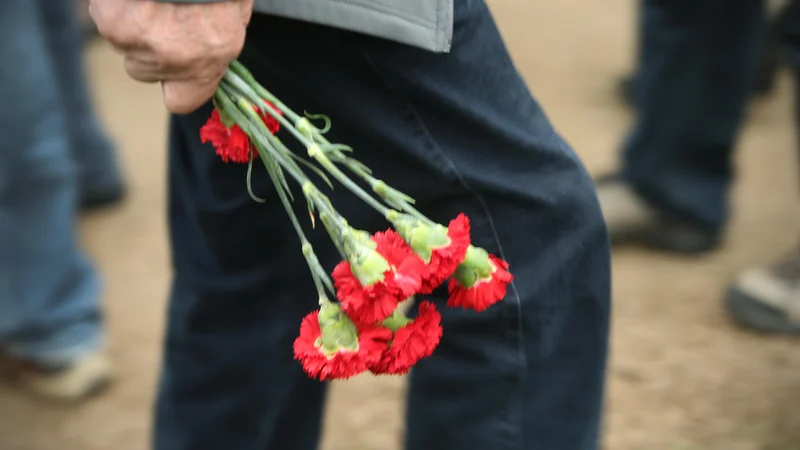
[388, 211, 450, 263]
[349, 243, 390, 286]
[316, 301, 359, 357]
[296, 117, 314, 136]
[453, 246, 493, 288]
[381, 307, 412, 333]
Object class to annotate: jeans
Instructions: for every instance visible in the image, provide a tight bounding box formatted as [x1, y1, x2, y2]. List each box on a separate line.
[783, 1, 800, 163]
[42, 0, 124, 195]
[621, 0, 765, 231]
[0, 0, 118, 364]
[154, 1, 611, 449]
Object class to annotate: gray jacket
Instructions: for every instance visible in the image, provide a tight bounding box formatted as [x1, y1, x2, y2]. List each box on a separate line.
[254, 0, 453, 52]
[166, 0, 454, 53]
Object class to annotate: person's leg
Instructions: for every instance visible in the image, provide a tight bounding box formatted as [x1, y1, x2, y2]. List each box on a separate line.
[378, 4, 610, 445]
[154, 1, 609, 449]
[600, 0, 764, 253]
[618, 0, 644, 106]
[0, 0, 110, 401]
[153, 108, 328, 450]
[39, 0, 125, 209]
[619, 0, 779, 107]
[725, 0, 800, 335]
[750, 0, 792, 95]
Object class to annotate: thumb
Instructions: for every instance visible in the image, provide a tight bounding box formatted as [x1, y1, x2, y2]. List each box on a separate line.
[161, 78, 219, 115]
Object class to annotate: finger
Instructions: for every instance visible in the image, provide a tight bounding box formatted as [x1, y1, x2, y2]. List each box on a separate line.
[111, 41, 146, 55]
[89, 0, 134, 45]
[161, 78, 220, 115]
[87, 0, 105, 30]
[123, 48, 199, 83]
[88, 1, 113, 41]
[239, 0, 256, 25]
[109, 43, 129, 56]
[123, 53, 163, 83]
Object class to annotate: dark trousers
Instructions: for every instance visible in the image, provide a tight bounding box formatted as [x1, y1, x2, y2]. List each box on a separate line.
[154, 1, 611, 449]
[622, 0, 767, 231]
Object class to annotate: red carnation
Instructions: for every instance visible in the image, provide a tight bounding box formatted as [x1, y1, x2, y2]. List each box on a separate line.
[418, 214, 470, 294]
[200, 109, 252, 163]
[293, 309, 391, 381]
[333, 230, 424, 325]
[259, 102, 282, 135]
[447, 254, 513, 312]
[200, 101, 282, 164]
[371, 301, 443, 375]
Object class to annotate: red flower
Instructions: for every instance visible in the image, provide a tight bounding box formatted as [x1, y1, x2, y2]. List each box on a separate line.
[447, 255, 513, 312]
[418, 214, 471, 294]
[293, 310, 391, 381]
[199, 101, 282, 164]
[259, 102, 282, 135]
[200, 110, 252, 163]
[371, 301, 443, 375]
[333, 230, 424, 325]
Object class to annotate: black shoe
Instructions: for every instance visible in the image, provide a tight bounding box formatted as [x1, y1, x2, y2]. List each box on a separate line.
[79, 184, 126, 212]
[596, 176, 720, 254]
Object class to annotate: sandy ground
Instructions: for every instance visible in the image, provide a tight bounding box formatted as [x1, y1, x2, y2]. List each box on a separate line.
[2, 1, 800, 449]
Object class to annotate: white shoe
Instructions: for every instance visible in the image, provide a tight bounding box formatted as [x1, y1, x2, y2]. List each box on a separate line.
[6, 351, 113, 403]
[726, 246, 800, 335]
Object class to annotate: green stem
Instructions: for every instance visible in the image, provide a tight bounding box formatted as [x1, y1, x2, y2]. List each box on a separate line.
[223, 70, 393, 218]
[229, 61, 304, 124]
[341, 159, 430, 222]
[308, 146, 391, 217]
[218, 77, 416, 268]
[216, 84, 357, 263]
[301, 182, 349, 239]
[306, 133, 431, 223]
[221, 75, 311, 148]
[254, 141, 334, 296]
[215, 89, 309, 188]
[216, 86, 338, 296]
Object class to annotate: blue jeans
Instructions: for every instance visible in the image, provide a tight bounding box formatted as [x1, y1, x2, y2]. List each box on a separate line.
[622, 0, 766, 231]
[0, 0, 119, 364]
[155, 1, 611, 449]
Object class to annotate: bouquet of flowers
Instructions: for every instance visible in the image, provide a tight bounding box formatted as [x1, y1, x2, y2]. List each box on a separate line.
[202, 61, 514, 380]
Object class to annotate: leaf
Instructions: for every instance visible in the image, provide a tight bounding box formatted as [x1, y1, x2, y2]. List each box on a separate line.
[345, 157, 373, 175]
[246, 145, 266, 203]
[303, 112, 332, 134]
[326, 143, 354, 154]
[287, 152, 334, 190]
[306, 196, 317, 228]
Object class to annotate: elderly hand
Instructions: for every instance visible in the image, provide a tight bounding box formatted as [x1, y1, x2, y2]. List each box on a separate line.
[90, 0, 254, 114]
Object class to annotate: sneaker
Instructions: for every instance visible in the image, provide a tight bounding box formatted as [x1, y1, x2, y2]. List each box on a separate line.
[725, 246, 800, 335]
[4, 351, 113, 403]
[596, 175, 720, 254]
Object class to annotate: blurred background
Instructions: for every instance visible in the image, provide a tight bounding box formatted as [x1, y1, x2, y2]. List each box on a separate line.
[1, 0, 799, 449]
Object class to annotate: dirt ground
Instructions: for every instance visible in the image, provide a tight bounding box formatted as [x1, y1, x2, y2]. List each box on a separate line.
[2, 1, 800, 449]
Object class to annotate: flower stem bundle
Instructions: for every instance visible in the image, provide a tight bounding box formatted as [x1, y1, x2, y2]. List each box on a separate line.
[202, 61, 514, 380]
